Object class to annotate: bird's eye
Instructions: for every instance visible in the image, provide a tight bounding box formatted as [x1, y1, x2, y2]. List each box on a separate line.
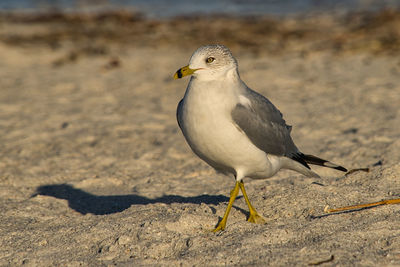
[206, 57, 215, 63]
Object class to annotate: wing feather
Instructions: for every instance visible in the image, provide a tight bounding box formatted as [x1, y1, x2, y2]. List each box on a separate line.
[231, 89, 300, 158]
[176, 99, 184, 131]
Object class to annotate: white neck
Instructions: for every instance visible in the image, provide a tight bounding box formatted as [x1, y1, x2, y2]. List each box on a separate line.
[193, 66, 240, 82]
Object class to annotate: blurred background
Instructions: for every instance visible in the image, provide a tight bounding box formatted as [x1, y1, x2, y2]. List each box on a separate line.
[1, 0, 400, 17]
[1, 0, 400, 61]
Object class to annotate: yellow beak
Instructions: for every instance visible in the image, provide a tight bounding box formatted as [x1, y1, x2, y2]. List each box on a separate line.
[173, 65, 196, 79]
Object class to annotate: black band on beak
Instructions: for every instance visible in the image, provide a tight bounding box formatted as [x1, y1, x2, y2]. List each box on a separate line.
[177, 68, 183, 78]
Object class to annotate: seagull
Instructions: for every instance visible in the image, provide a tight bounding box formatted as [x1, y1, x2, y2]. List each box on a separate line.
[173, 44, 347, 231]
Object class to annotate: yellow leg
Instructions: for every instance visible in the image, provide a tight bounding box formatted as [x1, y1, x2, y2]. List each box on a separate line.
[213, 181, 240, 232]
[239, 181, 266, 224]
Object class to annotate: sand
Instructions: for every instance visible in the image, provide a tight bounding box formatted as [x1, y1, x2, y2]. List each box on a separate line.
[0, 10, 399, 266]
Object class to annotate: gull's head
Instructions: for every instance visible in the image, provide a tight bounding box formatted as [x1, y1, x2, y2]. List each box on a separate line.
[174, 44, 238, 81]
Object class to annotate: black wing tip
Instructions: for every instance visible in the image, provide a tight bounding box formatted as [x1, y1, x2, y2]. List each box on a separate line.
[290, 153, 311, 169]
[332, 165, 347, 172]
[301, 153, 347, 172]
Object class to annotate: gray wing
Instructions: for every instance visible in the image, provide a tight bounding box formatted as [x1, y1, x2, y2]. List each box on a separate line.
[231, 89, 299, 158]
[176, 99, 184, 131]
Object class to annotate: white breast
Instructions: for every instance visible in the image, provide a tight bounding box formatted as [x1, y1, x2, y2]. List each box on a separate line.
[178, 79, 281, 179]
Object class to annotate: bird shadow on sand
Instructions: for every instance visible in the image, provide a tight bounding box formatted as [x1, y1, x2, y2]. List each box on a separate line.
[32, 184, 239, 215]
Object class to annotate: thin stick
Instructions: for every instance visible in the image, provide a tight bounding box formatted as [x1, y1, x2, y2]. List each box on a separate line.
[345, 168, 369, 176]
[308, 255, 334, 266]
[325, 198, 400, 213]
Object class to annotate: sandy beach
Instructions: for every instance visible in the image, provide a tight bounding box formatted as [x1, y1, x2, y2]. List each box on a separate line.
[0, 10, 399, 266]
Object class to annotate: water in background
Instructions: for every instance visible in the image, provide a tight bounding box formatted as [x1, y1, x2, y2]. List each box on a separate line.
[0, 0, 399, 18]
